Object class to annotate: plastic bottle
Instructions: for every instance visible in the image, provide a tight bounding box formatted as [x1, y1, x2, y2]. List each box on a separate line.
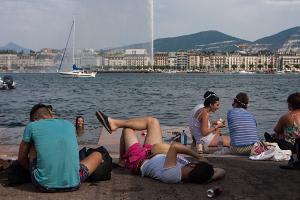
[181, 130, 187, 145]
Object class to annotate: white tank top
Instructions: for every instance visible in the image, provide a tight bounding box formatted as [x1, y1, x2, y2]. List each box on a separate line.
[188, 103, 211, 143]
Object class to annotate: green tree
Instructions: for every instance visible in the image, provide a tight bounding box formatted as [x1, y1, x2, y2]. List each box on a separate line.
[232, 64, 237, 71]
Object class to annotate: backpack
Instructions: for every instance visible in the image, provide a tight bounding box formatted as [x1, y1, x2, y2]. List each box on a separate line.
[0, 160, 31, 187]
[79, 146, 112, 182]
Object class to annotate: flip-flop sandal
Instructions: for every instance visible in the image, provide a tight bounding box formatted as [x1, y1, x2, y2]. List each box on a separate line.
[96, 111, 112, 134]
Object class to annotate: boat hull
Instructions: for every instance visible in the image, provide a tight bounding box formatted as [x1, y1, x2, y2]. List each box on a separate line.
[59, 71, 97, 78]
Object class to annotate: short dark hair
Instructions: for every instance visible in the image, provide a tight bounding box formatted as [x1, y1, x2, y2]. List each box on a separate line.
[188, 161, 214, 184]
[203, 91, 219, 107]
[287, 92, 300, 110]
[234, 92, 249, 109]
[30, 104, 52, 122]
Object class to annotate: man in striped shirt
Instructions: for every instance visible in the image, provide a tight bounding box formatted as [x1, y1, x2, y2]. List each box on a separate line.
[227, 92, 259, 155]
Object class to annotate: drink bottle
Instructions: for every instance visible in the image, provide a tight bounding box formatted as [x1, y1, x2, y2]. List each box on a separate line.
[181, 130, 187, 145]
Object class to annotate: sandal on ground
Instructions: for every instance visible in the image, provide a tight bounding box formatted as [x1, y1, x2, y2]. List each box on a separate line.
[96, 111, 112, 134]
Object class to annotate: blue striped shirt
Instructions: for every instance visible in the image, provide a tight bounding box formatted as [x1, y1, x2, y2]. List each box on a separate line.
[227, 108, 259, 146]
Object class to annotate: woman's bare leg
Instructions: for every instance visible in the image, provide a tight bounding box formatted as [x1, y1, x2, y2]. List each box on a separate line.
[143, 117, 163, 145]
[108, 116, 159, 132]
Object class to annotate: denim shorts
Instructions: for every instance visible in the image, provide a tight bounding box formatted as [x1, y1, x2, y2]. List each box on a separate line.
[30, 159, 88, 192]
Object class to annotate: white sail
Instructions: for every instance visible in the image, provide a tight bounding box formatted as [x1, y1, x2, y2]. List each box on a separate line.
[58, 17, 97, 78]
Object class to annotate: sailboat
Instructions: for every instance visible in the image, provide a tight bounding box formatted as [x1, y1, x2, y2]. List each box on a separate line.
[58, 17, 97, 78]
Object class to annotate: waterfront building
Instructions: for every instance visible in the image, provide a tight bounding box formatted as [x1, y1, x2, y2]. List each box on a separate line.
[154, 52, 168, 67]
[188, 52, 200, 70]
[0, 54, 18, 71]
[279, 54, 300, 71]
[210, 53, 226, 72]
[105, 55, 125, 68]
[175, 51, 188, 71]
[17, 54, 35, 69]
[168, 52, 177, 69]
[124, 49, 150, 69]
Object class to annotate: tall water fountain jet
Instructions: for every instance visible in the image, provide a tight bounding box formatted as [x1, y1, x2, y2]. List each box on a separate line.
[149, 0, 154, 69]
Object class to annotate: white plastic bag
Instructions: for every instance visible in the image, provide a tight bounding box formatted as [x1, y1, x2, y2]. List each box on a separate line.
[249, 142, 292, 161]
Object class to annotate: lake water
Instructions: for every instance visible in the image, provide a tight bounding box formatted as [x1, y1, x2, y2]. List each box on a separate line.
[0, 72, 299, 144]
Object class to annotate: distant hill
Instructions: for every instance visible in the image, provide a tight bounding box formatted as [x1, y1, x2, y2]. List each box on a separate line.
[3, 26, 300, 54]
[112, 31, 250, 53]
[153, 30, 250, 52]
[0, 42, 31, 53]
[253, 26, 300, 52]
[109, 27, 300, 53]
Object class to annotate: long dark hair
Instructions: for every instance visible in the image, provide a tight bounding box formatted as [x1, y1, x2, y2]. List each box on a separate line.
[75, 116, 84, 129]
[203, 91, 219, 107]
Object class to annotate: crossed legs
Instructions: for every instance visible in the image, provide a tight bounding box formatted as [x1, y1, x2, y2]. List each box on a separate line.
[106, 116, 163, 164]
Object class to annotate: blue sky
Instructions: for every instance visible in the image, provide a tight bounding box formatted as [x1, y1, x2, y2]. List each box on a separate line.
[0, 0, 299, 50]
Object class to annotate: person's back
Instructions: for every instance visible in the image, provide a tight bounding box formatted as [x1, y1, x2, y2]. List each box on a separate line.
[227, 108, 258, 146]
[227, 93, 259, 155]
[23, 118, 80, 189]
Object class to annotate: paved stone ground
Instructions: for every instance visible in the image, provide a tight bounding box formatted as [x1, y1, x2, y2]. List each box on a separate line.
[0, 156, 299, 200]
[1, 127, 299, 199]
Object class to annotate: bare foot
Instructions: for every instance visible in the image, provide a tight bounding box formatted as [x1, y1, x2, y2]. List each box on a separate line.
[108, 117, 118, 132]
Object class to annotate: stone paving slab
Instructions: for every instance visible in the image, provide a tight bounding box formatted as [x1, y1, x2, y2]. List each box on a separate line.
[1, 127, 300, 199]
[0, 157, 299, 200]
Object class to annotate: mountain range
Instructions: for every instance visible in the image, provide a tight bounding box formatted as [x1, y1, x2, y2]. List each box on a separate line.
[1, 26, 300, 53]
[115, 26, 300, 53]
[0, 42, 31, 53]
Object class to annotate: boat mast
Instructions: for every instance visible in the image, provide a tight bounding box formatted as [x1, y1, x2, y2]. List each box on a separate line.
[58, 18, 75, 72]
[73, 16, 75, 65]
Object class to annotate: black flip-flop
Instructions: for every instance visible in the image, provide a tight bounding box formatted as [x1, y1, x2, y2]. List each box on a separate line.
[96, 111, 112, 134]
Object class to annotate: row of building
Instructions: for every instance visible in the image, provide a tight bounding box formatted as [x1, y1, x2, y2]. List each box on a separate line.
[1, 48, 300, 72]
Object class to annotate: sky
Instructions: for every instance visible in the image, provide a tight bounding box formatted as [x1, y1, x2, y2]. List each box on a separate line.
[0, 0, 300, 50]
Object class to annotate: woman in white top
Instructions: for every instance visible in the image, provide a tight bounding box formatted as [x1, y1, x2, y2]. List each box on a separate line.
[189, 91, 230, 153]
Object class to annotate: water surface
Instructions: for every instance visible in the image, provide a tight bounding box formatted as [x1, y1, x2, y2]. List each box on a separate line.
[0, 73, 299, 144]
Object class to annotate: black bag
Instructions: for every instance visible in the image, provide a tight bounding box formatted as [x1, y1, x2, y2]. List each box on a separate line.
[79, 146, 112, 182]
[0, 160, 31, 187]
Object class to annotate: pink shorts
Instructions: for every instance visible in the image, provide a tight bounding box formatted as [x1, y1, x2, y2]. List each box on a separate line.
[123, 142, 153, 174]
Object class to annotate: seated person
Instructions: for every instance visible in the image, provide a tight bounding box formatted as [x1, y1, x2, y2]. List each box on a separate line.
[227, 92, 259, 155]
[265, 92, 300, 169]
[96, 111, 225, 184]
[75, 115, 85, 135]
[189, 91, 230, 153]
[18, 104, 105, 192]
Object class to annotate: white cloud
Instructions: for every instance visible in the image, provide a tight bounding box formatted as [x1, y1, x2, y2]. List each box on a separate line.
[260, 0, 300, 5]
